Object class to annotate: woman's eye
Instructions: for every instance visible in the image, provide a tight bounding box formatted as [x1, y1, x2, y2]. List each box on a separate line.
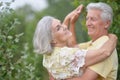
[57, 27, 60, 31]
[57, 25, 61, 31]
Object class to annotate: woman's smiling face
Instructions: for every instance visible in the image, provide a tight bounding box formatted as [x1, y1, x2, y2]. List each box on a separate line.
[51, 19, 72, 44]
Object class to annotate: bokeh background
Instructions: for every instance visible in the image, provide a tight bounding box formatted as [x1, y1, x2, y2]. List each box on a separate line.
[0, 0, 120, 80]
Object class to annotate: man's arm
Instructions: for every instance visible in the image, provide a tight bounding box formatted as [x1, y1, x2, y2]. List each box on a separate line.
[84, 34, 117, 67]
[67, 68, 98, 80]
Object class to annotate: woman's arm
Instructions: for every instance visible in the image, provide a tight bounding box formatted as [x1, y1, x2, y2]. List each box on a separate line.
[66, 68, 99, 80]
[84, 34, 117, 67]
[48, 71, 55, 80]
[66, 5, 84, 47]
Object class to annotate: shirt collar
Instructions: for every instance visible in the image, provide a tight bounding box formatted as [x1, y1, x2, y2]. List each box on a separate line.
[90, 35, 109, 46]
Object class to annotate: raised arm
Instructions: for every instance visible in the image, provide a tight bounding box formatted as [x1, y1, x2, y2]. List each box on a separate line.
[64, 5, 84, 47]
[85, 34, 117, 67]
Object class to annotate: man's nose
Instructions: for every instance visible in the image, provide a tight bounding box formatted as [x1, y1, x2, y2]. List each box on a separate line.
[86, 19, 91, 27]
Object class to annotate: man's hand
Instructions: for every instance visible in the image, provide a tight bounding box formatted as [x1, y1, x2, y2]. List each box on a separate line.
[108, 34, 118, 42]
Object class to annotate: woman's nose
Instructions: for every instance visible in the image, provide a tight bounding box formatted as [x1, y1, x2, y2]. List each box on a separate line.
[63, 27, 67, 31]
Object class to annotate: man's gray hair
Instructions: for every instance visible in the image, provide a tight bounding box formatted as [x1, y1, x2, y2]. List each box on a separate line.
[86, 2, 113, 24]
[33, 16, 54, 54]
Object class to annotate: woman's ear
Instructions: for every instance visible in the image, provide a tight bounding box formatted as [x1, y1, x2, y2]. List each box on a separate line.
[51, 39, 57, 44]
[51, 40, 57, 47]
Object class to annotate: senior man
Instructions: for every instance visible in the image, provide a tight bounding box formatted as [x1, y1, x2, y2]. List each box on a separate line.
[67, 2, 118, 80]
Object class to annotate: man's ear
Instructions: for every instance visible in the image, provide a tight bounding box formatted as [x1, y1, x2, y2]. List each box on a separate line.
[105, 20, 110, 29]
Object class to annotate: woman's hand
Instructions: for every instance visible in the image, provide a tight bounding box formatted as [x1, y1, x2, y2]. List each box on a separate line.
[70, 5, 84, 24]
[63, 4, 84, 26]
[48, 72, 55, 80]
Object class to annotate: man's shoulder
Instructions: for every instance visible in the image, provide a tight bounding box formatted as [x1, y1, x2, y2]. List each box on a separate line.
[78, 35, 109, 49]
[93, 36, 109, 44]
[90, 36, 109, 49]
[78, 41, 91, 49]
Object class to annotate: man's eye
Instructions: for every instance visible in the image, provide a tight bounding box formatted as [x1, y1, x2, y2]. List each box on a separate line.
[92, 17, 98, 21]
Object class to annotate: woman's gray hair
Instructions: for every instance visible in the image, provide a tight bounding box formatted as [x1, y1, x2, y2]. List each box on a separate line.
[86, 2, 113, 25]
[33, 16, 54, 54]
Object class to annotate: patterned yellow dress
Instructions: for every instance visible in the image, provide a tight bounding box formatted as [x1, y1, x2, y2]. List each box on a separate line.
[43, 47, 87, 80]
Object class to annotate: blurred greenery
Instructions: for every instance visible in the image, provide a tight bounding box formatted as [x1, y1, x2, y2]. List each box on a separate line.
[0, 0, 119, 80]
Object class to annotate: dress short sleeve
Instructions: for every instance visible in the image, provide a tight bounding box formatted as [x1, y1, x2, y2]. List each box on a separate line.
[43, 47, 88, 79]
[58, 47, 87, 78]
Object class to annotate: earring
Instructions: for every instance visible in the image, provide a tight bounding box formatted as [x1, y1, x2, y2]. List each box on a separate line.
[51, 40, 57, 47]
[51, 40, 57, 44]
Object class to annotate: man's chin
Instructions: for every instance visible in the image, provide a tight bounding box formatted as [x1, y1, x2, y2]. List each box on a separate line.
[88, 32, 94, 36]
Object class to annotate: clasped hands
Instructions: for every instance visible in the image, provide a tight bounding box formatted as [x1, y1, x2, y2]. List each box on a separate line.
[66, 4, 84, 25]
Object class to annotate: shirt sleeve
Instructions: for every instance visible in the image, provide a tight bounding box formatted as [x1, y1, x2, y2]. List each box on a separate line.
[50, 47, 87, 79]
[69, 49, 87, 76]
[89, 57, 112, 78]
[59, 47, 88, 77]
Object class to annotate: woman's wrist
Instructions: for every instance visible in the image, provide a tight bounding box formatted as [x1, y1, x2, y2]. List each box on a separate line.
[70, 23, 76, 27]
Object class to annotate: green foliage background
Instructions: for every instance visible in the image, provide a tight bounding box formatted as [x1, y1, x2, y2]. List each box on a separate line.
[0, 0, 119, 80]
